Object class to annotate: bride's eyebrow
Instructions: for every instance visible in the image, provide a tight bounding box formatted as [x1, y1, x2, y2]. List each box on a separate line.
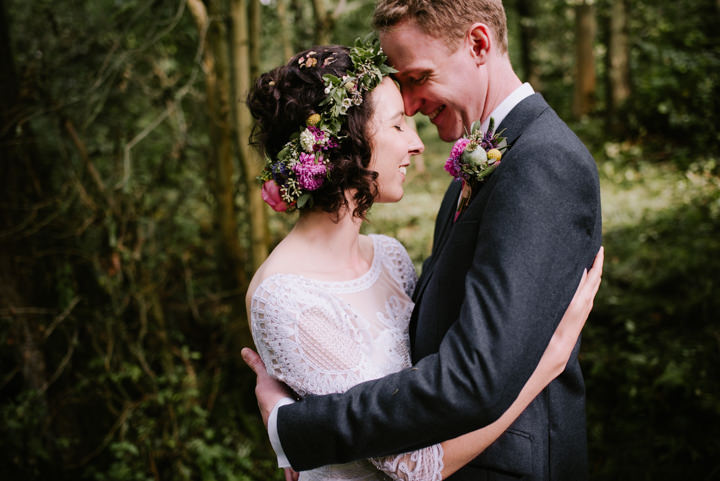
[388, 111, 404, 122]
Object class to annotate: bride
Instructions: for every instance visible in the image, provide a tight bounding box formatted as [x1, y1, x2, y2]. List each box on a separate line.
[244, 40, 603, 481]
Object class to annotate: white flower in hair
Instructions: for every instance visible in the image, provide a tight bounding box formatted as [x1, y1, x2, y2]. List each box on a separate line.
[299, 129, 315, 152]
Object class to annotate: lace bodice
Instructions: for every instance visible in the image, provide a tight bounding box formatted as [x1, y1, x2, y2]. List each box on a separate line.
[250, 234, 444, 481]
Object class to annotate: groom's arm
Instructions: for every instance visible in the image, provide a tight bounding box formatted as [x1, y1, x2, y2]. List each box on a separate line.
[273, 135, 601, 470]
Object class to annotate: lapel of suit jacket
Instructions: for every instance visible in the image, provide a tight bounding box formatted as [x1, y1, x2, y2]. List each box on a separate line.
[431, 180, 462, 260]
[412, 180, 461, 304]
[495, 93, 549, 151]
[411, 94, 550, 321]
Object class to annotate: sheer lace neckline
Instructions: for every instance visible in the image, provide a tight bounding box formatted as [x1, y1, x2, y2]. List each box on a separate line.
[258, 234, 384, 294]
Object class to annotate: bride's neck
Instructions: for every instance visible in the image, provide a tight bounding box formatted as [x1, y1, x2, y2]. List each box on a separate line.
[289, 205, 368, 270]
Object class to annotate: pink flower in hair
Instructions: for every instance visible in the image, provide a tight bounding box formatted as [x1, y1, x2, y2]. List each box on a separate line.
[261, 180, 288, 212]
[293, 153, 328, 191]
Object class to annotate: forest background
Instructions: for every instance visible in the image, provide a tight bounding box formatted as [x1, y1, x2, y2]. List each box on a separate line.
[1, 0, 718, 479]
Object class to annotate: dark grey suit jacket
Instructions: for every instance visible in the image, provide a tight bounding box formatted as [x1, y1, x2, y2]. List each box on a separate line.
[276, 94, 602, 480]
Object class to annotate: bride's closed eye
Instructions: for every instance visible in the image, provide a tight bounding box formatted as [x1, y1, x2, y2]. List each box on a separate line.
[394, 125, 405, 132]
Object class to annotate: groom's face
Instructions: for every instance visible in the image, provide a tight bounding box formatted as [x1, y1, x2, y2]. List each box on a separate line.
[380, 20, 485, 142]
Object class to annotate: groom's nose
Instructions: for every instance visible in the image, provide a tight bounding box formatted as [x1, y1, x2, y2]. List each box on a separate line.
[401, 86, 422, 117]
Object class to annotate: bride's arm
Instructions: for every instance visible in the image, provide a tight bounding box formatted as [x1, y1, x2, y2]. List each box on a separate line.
[370, 247, 603, 481]
[438, 246, 603, 478]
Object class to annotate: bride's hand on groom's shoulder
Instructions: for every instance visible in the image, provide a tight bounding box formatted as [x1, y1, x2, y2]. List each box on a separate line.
[241, 347, 297, 428]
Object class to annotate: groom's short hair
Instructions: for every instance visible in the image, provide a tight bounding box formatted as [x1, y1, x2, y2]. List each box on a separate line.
[373, 0, 508, 54]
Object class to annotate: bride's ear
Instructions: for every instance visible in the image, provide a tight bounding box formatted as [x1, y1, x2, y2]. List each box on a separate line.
[467, 23, 492, 66]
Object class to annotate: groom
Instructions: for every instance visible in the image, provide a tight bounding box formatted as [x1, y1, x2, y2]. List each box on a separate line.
[243, 1, 601, 479]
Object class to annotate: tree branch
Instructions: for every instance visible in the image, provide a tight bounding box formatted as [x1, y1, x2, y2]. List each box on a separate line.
[63, 119, 115, 210]
[41, 328, 79, 392]
[43, 296, 81, 340]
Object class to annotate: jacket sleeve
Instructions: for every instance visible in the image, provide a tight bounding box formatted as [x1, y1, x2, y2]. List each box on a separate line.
[276, 132, 602, 470]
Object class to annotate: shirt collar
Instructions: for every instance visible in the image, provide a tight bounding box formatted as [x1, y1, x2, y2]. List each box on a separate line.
[480, 82, 535, 133]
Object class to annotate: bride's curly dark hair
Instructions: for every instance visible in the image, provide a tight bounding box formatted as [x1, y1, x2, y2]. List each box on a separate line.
[247, 45, 378, 219]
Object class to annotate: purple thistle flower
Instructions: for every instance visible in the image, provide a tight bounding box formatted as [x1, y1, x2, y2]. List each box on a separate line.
[481, 127, 501, 150]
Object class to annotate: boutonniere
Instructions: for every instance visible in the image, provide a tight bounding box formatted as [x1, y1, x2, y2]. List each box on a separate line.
[444, 118, 507, 221]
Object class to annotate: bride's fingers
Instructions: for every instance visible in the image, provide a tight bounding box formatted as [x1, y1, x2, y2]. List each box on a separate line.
[582, 247, 604, 305]
[241, 347, 266, 377]
[559, 248, 604, 334]
[568, 268, 588, 311]
[588, 246, 604, 289]
[576, 246, 604, 305]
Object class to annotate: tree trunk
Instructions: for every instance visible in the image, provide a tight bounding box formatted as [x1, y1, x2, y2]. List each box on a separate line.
[189, 0, 248, 326]
[248, 0, 261, 81]
[276, 0, 294, 61]
[0, 0, 50, 398]
[607, 0, 630, 128]
[516, 0, 542, 90]
[310, 0, 332, 44]
[291, 0, 305, 52]
[231, 0, 269, 274]
[572, 1, 596, 119]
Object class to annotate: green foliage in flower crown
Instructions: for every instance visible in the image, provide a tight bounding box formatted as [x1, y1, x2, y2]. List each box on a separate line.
[256, 35, 397, 212]
[320, 35, 397, 130]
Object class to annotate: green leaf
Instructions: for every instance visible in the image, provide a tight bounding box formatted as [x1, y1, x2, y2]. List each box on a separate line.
[297, 193, 312, 209]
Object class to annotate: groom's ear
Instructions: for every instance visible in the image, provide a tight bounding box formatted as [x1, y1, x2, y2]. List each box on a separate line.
[467, 23, 491, 65]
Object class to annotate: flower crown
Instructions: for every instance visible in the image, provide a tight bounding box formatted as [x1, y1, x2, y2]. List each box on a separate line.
[258, 37, 396, 212]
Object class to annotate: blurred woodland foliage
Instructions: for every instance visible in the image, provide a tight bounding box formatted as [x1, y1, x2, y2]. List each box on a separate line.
[0, 0, 718, 480]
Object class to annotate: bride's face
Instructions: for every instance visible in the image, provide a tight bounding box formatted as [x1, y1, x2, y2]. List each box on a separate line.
[367, 78, 424, 204]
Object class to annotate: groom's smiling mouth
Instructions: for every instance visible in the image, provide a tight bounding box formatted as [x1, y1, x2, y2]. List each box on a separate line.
[427, 105, 445, 121]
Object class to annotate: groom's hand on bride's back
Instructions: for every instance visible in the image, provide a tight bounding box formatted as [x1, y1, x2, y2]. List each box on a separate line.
[241, 347, 296, 428]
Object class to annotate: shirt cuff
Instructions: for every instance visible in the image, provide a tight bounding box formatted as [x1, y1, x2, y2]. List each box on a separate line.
[268, 396, 295, 468]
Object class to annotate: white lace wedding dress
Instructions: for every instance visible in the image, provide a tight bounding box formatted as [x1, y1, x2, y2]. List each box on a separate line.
[250, 234, 444, 481]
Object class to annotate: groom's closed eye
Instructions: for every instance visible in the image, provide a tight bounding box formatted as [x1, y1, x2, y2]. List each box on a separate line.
[393, 71, 430, 89]
[408, 72, 430, 86]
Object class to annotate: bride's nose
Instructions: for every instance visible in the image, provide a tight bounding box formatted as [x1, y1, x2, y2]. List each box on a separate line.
[408, 130, 424, 156]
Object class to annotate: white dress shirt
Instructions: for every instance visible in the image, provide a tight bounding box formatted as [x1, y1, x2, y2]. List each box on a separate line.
[480, 82, 535, 133]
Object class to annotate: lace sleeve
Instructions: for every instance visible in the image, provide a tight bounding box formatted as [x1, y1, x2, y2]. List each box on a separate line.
[249, 277, 371, 397]
[369, 445, 444, 481]
[377, 235, 418, 298]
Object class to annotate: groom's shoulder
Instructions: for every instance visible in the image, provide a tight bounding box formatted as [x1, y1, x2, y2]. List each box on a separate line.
[495, 111, 599, 207]
[525, 105, 588, 151]
[510, 106, 596, 174]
